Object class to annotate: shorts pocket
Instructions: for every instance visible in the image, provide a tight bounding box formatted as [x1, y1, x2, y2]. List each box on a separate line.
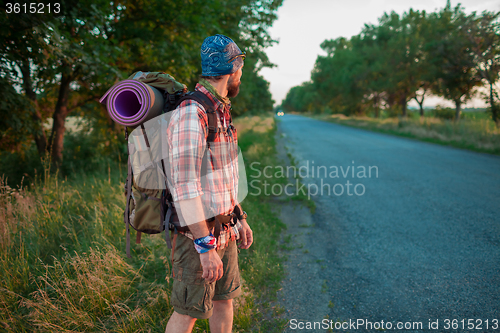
[187, 284, 213, 314]
[171, 273, 215, 316]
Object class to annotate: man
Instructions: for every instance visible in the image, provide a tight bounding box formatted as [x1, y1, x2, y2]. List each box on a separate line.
[165, 34, 253, 333]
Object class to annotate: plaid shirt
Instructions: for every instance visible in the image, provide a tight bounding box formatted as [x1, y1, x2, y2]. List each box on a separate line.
[167, 84, 241, 250]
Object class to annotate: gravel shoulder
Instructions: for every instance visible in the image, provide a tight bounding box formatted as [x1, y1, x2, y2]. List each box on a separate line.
[272, 125, 335, 332]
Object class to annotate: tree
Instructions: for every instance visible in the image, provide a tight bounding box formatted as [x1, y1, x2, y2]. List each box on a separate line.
[1, 0, 122, 167]
[298, 9, 435, 118]
[369, 9, 431, 117]
[0, 0, 282, 169]
[355, 24, 388, 117]
[311, 37, 368, 115]
[405, 9, 437, 117]
[284, 3, 498, 121]
[0, 76, 38, 153]
[467, 11, 500, 126]
[281, 81, 317, 113]
[43, 0, 122, 168]
[426, 2, 482, 121]
[0, 9, 53, 155]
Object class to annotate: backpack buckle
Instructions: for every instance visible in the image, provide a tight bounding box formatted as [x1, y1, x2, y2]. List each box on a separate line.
[169, 93, 176, 105]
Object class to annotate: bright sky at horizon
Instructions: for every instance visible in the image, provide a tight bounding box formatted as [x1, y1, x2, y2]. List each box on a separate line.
[259, 0, 500, 109]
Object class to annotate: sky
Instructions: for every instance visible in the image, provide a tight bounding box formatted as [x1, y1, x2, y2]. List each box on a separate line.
[259, 0, 500, 108]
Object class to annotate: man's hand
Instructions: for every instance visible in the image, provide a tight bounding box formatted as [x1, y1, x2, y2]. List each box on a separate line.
[200, 249, 223, 284]
[238, 219, 253, 249]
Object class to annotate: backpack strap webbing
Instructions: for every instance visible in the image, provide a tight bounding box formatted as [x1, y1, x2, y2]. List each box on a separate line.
[176, 91, 218, 143]
[173, 91, 221, 236]
[124, 127, 133, 258]
[164, 199, 172, 248]
[139, 124, 174, 250]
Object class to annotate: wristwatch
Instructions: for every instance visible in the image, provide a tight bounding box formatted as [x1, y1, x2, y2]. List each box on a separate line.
[237, 210, 248, 221]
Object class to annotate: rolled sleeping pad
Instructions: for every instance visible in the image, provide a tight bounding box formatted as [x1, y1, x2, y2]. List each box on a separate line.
[99, 79, 164, 127]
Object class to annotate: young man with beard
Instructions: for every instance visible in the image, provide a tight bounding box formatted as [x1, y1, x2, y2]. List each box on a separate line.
[165, 34, 253, 333]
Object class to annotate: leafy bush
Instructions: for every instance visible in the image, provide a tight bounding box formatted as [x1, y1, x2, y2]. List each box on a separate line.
[59, 127, 126, 179]
[431, 106, 464, 120]
[0, 125, 127, 188]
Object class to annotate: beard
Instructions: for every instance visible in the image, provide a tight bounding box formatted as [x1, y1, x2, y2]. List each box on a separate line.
[227, 77, 241, 98]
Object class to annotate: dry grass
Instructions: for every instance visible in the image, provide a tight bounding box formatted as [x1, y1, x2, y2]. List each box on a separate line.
[0, 161, 159, 332]
[0, 244, 172, 333]
[22, 246, 139, 333]
[316, 113, 500, 155]
[0, 114, 288, 332]
[234, 115, 274, 135]
[330, 114, 349, 119]
[0, 176, 35, 249]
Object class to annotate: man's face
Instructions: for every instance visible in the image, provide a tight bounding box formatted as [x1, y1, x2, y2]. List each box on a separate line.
[227, 67, 243, 98]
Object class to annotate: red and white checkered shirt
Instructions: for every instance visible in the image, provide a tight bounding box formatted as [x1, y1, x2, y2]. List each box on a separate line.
[166, 83, 241, 250]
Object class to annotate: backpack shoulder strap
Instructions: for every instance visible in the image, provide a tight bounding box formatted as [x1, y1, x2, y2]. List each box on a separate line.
[124, 127, 133, 258]
[176, 91, 218, 142]
[169, 91, 217, 235]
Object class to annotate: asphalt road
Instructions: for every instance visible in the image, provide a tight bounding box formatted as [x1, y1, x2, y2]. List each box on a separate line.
[275, 114, 500, 332]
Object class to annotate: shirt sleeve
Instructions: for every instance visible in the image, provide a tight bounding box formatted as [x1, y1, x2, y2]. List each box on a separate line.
[167, 100, 208, 202]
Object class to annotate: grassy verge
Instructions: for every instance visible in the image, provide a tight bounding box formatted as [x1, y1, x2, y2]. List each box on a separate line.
[232, 115, 289, 332]
[283, 144, 316, 214]
[0, 114, 288, 332]
[302, 112, 500, 155]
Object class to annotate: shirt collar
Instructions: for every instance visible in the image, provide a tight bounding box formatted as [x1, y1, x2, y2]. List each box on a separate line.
[195, 83, 229, 113]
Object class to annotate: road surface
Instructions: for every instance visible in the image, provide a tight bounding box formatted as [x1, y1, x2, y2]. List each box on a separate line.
[275, 114, 500, 332]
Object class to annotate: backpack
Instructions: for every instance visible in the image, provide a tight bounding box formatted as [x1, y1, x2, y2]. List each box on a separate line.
[123, 73, 220, 258]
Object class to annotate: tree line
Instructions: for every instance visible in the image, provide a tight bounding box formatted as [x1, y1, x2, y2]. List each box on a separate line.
[281, 1, 500, 125]
[0, 0, 282, 166]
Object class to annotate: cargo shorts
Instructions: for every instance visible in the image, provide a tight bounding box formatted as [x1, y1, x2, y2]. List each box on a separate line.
[170, 232, 242, 319]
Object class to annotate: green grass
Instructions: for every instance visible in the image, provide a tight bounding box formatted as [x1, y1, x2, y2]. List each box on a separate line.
[0, 113, 289, 333]
[283, 150, 316, 214]
[305, 111, 500, 156]
[321, 280, 328, 293]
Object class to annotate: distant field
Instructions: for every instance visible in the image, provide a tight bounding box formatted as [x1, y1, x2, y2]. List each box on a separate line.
[304, 111, 500, 155]
[43, 116, 89, 132]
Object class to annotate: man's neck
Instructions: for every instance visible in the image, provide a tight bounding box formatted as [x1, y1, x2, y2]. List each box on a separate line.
[206, 78, 228, 98]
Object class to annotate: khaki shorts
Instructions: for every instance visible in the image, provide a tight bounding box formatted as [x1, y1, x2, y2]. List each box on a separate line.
[170, 233, 242, 319]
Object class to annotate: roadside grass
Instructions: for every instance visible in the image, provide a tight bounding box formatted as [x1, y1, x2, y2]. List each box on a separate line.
[238, 119, 316, 217]
[0, 161, 173, 332]
[304, 111, 500, 155]
[283, 148, 316, 214]
[233, 114, 289, 332]
[0, 113, 288, 332]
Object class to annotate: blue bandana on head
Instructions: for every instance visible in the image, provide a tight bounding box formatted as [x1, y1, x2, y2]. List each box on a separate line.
[201, 34, 244, 76]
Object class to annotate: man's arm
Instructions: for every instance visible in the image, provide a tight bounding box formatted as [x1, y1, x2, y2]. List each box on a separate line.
[238, 218, 253, 249]
[167, 101, 223, 283]
[233, 203, 253, 249]
[175, 196, 223, 284]
[175, 196, 209, 239]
